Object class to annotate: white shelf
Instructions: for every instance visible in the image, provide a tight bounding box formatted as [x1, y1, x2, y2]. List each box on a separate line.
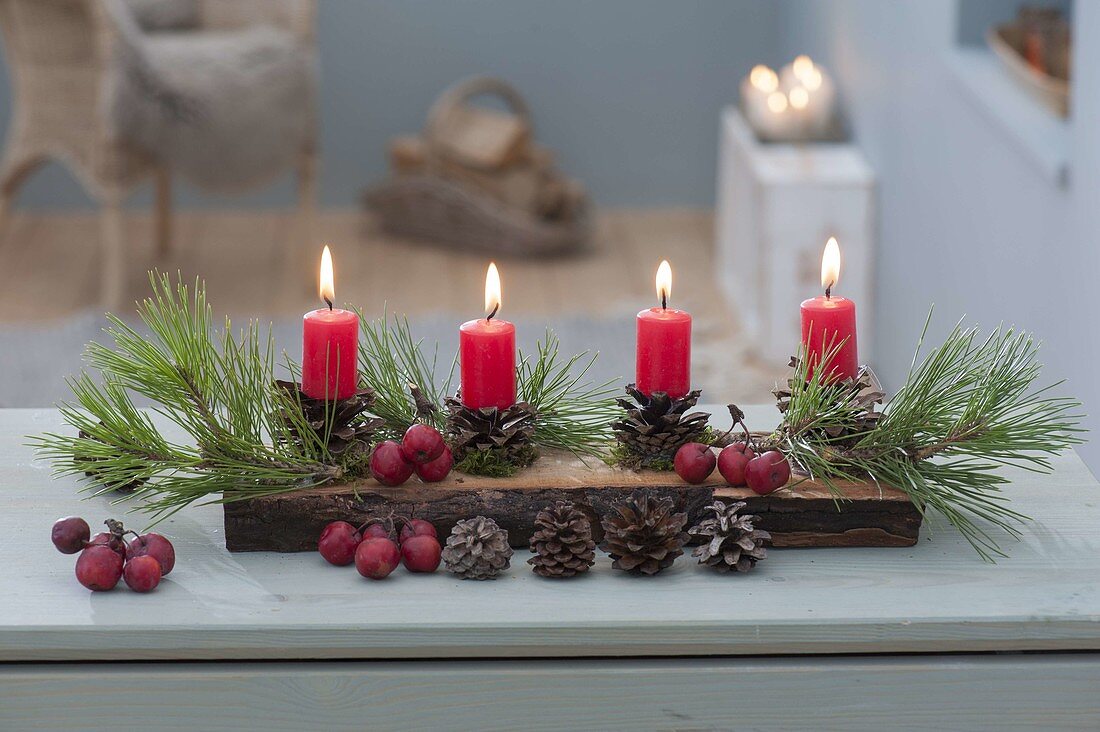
[945, 47, 1070, 186]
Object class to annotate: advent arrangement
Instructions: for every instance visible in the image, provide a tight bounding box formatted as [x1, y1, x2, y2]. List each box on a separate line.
[35, 237, 1082, 591]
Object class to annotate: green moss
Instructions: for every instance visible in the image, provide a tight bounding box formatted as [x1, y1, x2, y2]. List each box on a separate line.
[699, 426, 722, 445]
[603, 442, 676, 471]
[454, 445, 539, 477]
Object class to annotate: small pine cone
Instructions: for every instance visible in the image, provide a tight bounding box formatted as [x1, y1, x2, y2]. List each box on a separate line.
[689, 500, 771, 574]
[611, 385, 710, 468]
[774, 362, 884, 443]
[442, 516, 514, 580]
[528, 501, 596, 578]
[275, 380, 383, 455]
[445, 397, 537, 464]
[600, 492, 687, 576]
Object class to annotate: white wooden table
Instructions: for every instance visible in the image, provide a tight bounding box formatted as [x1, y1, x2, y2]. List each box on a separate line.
[3, 406, 1100, 730]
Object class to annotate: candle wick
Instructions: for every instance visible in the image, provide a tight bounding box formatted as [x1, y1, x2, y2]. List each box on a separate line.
[824, 284, 832, 300]
[486, 302, 499, 322]
[324, 296, 333, 311]
[661, 291, 667, 310]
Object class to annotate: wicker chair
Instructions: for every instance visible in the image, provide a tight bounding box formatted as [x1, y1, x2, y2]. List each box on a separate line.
[0, 0, 317, 306]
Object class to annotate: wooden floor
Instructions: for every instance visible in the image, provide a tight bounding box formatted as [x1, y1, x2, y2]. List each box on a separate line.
[0, 207, 787, 399]
[0, 207, 723, 322]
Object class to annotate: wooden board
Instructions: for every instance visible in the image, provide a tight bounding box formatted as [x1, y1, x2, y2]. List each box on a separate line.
[222, 450, 921, 552]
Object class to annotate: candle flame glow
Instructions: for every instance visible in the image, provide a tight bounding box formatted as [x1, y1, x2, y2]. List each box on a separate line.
[656, 260, 672, 308]
[793, 54, 815, 82]
[485, 262, 502, 319]
[319, 245, 335, 308]
[821, 237, 841, 295]
[767, 91, 788, 113]
[803, 67, 823, 91]
[789, 86, 810, 110]
[749, 65, 778, 93]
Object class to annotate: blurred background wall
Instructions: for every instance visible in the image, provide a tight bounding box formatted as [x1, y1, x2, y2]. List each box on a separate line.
[777, 0, 1100, 468]
[0, 0, 782, 209]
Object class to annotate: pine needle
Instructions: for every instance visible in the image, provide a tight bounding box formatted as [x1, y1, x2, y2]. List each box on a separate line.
[777, 311, 1084, 560]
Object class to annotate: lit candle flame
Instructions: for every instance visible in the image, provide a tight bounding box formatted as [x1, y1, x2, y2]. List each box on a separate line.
[803, 67, 823, 91]
[766, 91, 788, 113]
[793, 54, 815, 82]
[749, 64, 778, 93]
[789, 86, 810, 110]
[484, 262, 501, 320]
[656, 260, 672, 309]
[319, 245, 335, 309]
[821, 236, 841, 297]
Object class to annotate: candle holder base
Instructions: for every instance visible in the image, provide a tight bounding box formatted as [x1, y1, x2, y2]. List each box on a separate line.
[609, 385, 722, 470]
[445, 397, 539, 477]
[274, 380, 384, 458]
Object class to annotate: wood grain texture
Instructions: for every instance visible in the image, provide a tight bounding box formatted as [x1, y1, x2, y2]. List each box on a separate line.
[4, 656, 1100, 731]
[223, 452, 920, 552]
[7, 406, 1100, 663]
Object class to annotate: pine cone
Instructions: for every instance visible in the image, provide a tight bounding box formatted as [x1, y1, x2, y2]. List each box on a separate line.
[442, 516, 514, 580]
[528, 501, 596, 578]
[275, 380, 384, 455]
[600, 492, 687, 576]
[774, 362, 884, 447]
[689, 500, 771, 573]
[611, 385, 710, 469]
[445, 397, 537, 465]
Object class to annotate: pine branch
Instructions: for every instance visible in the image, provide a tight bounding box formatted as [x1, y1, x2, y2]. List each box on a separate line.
[356, 308, 452, 436]
[518, 330, 620, 458]
[34, 274, 626, 516]
[30, 272, 341, 519]
[356, 316, 619, 459]
[777, 313, 1084, 560]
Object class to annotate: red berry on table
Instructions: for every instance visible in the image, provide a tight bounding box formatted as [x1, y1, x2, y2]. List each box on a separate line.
[673, 442, 717, 484]
[126, 533, 176, 575]
[726, 441, 755, 456]
[318, 521, 361, 566]
[75, 545, 124, 591]
[745, 450, 792, 495]
[355, 538, 401, 580]
[370, 441, 415, 486]
[123, 555, 162, 593]
[88, 532, 127, 558]
[51, 516, 90, 554]
[361, 523, 396, 542]
[401, 424, 445, 465]
[717, 443, 755, 487]
[401, 535, 442, 573]
[399, 518, 438, 543]
[415, 444, 453, 483]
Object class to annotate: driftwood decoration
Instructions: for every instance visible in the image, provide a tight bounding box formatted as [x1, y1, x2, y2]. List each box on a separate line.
[223, 451, 921, 552]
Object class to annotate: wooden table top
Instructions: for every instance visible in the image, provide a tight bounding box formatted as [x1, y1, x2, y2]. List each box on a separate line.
[4, 406, 1100, 662]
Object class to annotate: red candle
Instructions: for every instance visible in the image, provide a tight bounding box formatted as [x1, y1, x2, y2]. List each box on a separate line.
[800, 237, 858, 381]
[636, 260, 691, 399]
[302, 246, 359, 400]
[460, 263, 516, 410]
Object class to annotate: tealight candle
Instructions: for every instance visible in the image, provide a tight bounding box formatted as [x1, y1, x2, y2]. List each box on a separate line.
[740, 64, 792, 141]
[778, 55, 837, 139]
